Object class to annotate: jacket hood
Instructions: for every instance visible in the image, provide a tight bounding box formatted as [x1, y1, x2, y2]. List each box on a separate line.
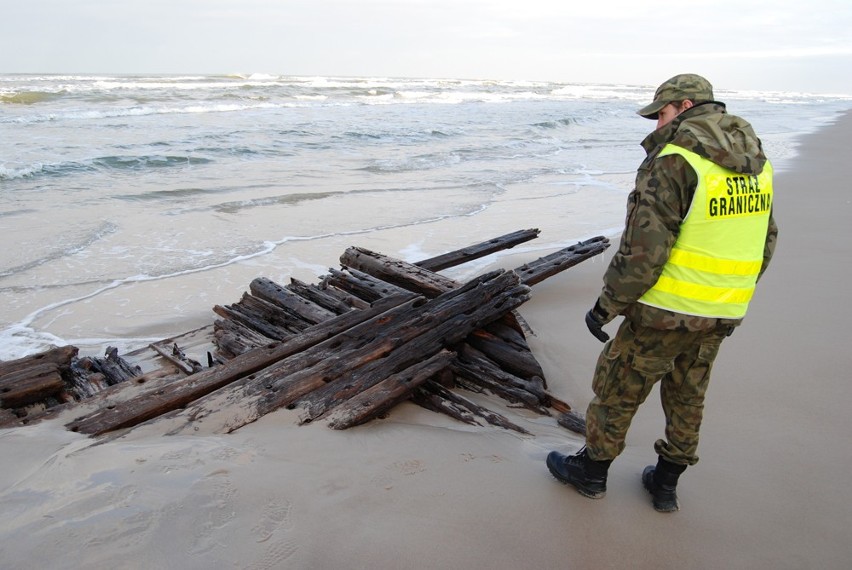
[643, 102, 768, 175]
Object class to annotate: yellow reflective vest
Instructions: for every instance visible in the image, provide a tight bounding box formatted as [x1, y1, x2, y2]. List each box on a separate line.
[638, 144, 773, 319]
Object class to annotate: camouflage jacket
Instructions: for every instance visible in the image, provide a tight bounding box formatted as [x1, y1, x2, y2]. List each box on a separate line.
[596, 102, 779, 331]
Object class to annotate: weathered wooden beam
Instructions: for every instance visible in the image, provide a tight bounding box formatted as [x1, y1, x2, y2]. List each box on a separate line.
[341, 247, 456, 297]
[339, 246, 546, 382]
[341, 235, 610, 296]
[90, 347, 142, 386]
[0, 345, 78, 378]
[465, 327, 544, 381]
[325, 350, 455, 429]
[0, 363, 65, 408]
[415, 228, 541, 272]
[1, 366, 182, 429]
[286, 270, 534, 424]
[67, 293, 417, 435]
[148, 343, 202, 375]
[285, 278, 354, 315]
[213, 317, 275, 358]
[316, 281, 372, 310]
[513, 236, 610, 286]
[250, 277, 338, 325]
[557, 410, 587, 436]
[411, 380, 531, 434]
[323, 267, 412, 302]
[213, 299, 294, 341]
[453, 344, 549, 413]
[166, 270, 531, 435]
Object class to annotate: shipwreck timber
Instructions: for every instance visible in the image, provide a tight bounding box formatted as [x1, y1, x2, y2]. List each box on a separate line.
[0, 230, 609, 437]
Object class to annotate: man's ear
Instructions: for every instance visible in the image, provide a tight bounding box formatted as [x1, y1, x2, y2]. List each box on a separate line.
[681, 100, 695, 111]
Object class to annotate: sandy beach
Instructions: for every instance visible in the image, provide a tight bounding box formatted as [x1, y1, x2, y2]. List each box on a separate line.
[2, 110, 851, 569]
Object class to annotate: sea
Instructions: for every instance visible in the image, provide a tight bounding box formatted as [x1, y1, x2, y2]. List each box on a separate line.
[2, 74, 851, 361]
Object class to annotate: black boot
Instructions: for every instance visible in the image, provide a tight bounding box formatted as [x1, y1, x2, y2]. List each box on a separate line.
[642, 457, 687, 512]
[546, 447, 612, 499]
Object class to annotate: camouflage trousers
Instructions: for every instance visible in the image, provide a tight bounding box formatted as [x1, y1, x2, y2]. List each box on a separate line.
[585, 319, 730, 466]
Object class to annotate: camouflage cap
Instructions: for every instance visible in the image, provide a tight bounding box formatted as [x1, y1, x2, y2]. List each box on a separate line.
[637, 74, 714, 119]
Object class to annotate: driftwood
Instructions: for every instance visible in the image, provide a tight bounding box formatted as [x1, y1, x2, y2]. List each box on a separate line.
[4, 228, 608, 437]
[340, 236, 610, 293]
[324, 350, 455, 430]
[0, 345, 78, 377]
[284, 278, 356, 315]
[148, 343, 202, 375]
[513, 236, 610, 286]
[67, 293, 417, 435]
[0, 363, 66, 408]
[250, 277, 338, 324]
[162, 269, 531, 435]
[415, 228, 540, 272]
[213, 297, 296, 341]
[411, 380, 531, 434]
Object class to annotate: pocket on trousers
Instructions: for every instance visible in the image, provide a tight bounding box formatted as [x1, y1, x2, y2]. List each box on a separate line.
[591, 341, 621, 399]
[698, 337, 722, 363]
[632, 354, 675, 379]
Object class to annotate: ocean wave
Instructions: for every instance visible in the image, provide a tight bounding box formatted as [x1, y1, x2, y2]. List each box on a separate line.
[0, 90, 65, 105]
[93, 155, 213, 170]
[0, 154, 213, 180]
[0, 161, 98, 180]
[212, 192, 343, 214]
[360, 152, 464, 173]
[0, 101, 283, 125]
[0, 221, 118, 279]
[532, 117, 581, 129]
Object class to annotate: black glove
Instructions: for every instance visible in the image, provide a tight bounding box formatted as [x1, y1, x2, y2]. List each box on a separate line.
[585, 303, 610, 343]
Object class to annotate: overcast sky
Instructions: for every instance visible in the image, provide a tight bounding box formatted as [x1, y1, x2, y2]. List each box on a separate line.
[3, 0, 852, 94]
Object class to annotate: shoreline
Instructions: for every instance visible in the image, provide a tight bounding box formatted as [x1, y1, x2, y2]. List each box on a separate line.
[1, 110, 851, 568]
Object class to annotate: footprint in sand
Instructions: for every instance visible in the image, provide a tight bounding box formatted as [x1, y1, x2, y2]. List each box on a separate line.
[188, 470, 239, 554]
[245, 498, 298, 569]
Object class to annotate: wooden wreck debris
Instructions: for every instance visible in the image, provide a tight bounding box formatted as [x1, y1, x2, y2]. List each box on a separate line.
[0, 345, 78, 377]
[415, 228, 540, 272]
[66, 293, 416, 435]
[411, 380, 531, 434]
[0, 363, 67, 408]
[0, 345, 145, 421]
[168, 269, 531, 435]
[324, 350, 456, 430]
[339, 235, 610, 293]
[2, 228, 610, 438]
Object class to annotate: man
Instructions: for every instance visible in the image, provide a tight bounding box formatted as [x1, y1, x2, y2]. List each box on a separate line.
[546, 74, 778, 512]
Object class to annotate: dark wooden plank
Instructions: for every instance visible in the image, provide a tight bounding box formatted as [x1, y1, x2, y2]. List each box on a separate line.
[0, 363, 65, 408]
[411, 380, 531, 434]
[286, 278, 354, 315]
[67, 293, 418, 435]
[415, 228, 541, 272]
[213, 299, 294, 341]
[166, 270, 531, 434]
[324, 350, 455, 429]
[453, 344, 549, 413]
[465, 328, 544, 381]
[339, 246, 545, 381]
[0, 346, 78, 378]
[214, 318, 275, 358]
[513, 236, 610, 286]
[341, 246, 456, 298]
[250, 277, 337, 325]
[323, 267, 412, 303]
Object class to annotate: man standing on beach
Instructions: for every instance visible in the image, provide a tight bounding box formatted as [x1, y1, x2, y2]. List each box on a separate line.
[546, 74, 777, 512]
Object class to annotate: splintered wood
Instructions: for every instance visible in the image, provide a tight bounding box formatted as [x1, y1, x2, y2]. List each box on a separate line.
[0, 230, 608, 436]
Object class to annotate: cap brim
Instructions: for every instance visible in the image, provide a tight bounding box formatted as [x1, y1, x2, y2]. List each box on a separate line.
[637, 100, 668, 120]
